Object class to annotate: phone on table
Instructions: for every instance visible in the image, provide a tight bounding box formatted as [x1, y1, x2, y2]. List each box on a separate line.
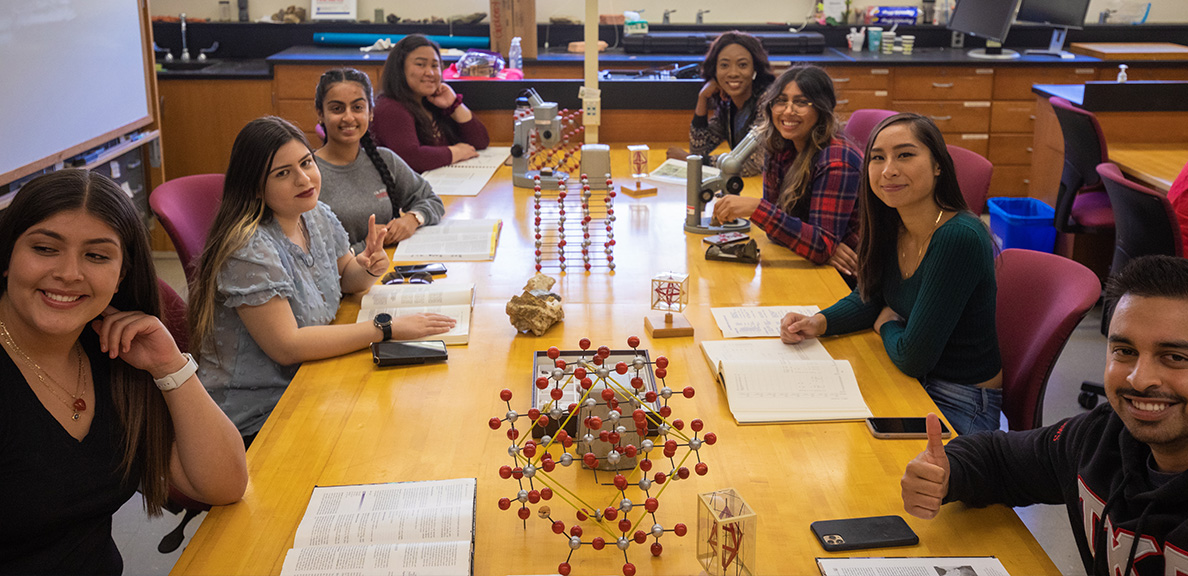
[810, 515, 919, 552]
[702, 232, 750, 246]
[394, 263, 447, 276]
[866, 417, 951, 439]
[371, 340, 448, 367]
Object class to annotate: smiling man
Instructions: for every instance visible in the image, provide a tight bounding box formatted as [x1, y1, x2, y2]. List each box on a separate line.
[900, 255, 1188, 576]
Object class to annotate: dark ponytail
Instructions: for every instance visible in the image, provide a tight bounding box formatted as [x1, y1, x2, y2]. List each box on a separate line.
[360, 131, 399, 204]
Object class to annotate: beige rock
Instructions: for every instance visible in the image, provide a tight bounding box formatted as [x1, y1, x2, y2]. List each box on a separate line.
[506, 274, 564, 336]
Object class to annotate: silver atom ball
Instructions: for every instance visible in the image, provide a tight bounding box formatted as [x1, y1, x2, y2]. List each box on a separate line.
[652, 524, 664, 538]
[607, 450, 621, 464]
[552, 368, 565, 381]
[517, 490, 529, 503]
[582, 433, 595, 443]
[540, 434, 552, 445]
[569, 536, 582, 550]
[638, 478, 652, 491]
[658, 423, 671, 435]
[522, 464, 536, 478]
[620, 498, 634, 512]
[689, 438, 703, 451]
[596, 367, 611, 379]
[560, 453, 574, 466]
[641, 439, 654, 452]
[507, 445, 520, 457]
[660, 387, 673, 399]
[550, 408, 563, 420]
[583, 397, 597, 408]
[607, 410, 621, 422]
[617, 537, 631, 551]
[616, 425, 627, 434]
[506, 410, 519, 422]
[632, 357, 646, 370]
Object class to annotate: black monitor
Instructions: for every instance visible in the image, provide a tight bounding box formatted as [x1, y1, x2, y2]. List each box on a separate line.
[1015, 0, 1091, 58]
[947, 0, 1023, 60]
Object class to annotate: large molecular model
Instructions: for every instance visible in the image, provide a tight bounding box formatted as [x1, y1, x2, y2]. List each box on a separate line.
[533, 174, 617, 273]
[489, 337, 717, 576]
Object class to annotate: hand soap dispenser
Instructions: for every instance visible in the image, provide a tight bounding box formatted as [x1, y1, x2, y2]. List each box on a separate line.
[1116, 64, 1128, 83]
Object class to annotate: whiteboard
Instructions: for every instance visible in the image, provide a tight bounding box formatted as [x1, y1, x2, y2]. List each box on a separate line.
[0, 0, 152, 183]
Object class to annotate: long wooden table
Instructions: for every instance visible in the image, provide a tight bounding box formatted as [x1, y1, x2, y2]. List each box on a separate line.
[171, 147, 1058, 576]
[1110, 143, 1188, 193]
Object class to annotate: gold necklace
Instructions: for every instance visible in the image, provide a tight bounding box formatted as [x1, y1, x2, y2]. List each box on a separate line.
[901, 210, 945, 272]
[0, 317, 87, 421]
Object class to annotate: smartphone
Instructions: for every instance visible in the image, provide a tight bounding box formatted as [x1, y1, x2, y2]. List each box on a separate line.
[703, 232, 749, 246]
[394, 263, 447, 276]
[810, 515, 919, 552]
[371, 340, 448, 367]
[866, 417, 951, 439]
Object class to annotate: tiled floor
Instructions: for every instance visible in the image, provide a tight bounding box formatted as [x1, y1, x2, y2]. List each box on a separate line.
[113, 252, 1101, 575]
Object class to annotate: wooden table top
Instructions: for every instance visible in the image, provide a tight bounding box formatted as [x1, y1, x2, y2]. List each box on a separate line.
[170, 146, 1058, 576]
[1110, 143, 1188, 193]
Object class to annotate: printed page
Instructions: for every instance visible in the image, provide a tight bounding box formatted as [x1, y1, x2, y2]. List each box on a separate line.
[280, 541, 471, 576]
[356, 305, 471, 345]
[719, 359, 872, 423]
[361, 284, 475, 309]
[420, 146, 510, 197]
[644, 158, 721, 185]
[393, 220, 501, 261]
[700, 338, 834, 376]
[293, 478, 476, 548]
[710, 305, 821, 338]
[816, 556, 1009, 576]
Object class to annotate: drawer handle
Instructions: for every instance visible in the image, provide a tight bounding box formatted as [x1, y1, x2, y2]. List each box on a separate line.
[932, 82, 955, 88]
[929, 115, 953, 121]
[835, 77, 851, 83]
[836, 99, 850, 106]
[1023, 179, 1030, 185]
[1026, 147, 1033, 153]
[1029, 115, 1035, 120]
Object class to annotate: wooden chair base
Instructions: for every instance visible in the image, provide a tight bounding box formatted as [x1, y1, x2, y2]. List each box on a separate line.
[645, 311, 694, 338]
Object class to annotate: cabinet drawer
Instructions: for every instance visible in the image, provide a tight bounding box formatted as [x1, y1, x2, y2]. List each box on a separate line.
[990, 100, 1036, 133]
[989, 164, 1033, 198]
[834, 89, 891, 113]
[891, 100, 991, 133]
[993, 66, 1096, 100]
[989, 134, 1034, 166]
[948, 134, 989, 158]
[822, 67, 892, 90]
[274, 65, 383, 100]
[893, 67, 993, 100]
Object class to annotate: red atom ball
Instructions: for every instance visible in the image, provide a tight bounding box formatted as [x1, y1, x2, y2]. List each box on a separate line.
[523, 444, 536, 458]
[535, 377, 549, 389]
[577, 510, 589, 521]
[645, 497, 659, 513]
[614, 474, 628, 490]
[658, 405, 672, 418]
[518, 507, 531, 520]
[615, 362, 629, 375]
[559, 563, 572, 576]
[618, 518, 632, 533]
[624, 445, 638, 458]
[528, 490, 541, 504]
[499, 465, 512, 479]
[695, 462, 709, 475]
[601, 388, 616, 402]
[654, 356, 669, 369]
[583, 453, 598, 467]
[654, 472, 667, 484]
[683, 386, 695, 398]
[645, 391, 658, 403]
[677, 466, 690, 479]
[498, 497, 511, 510]
[573, 367, 587, 379]
[633, 530, 648, 544]
[500, 389, 513, 401]
[570, 525, 583, 537]
[672, 419, 684, 430]
[691, 419, 704, 432]
[541, 487, 553, 500]
[512, 467, 523, 480]
[579, 338, 591, 350]
[547, 346, 560, 359]
[674, 523, 688, 536]
[604, 506, 618, 521]
[627, 336, 640, 348]
[489, 417, 502, 430]
[507, 428, 520, 440]
[588, 416, 603, 430]
[651, 542, 664, 556]
[704, 432, 717, 445]
[631, 376, 644, 389]
[623, 563, 637, 576]
[640, 459, 653, 472]
[580, 377, 593, 389]
[550, 388, 564, 401]
[597, 346, 611, 358]
[654, 367, 667, 379]
[554, 358, 567, 370]
[592, 537, 605, 550]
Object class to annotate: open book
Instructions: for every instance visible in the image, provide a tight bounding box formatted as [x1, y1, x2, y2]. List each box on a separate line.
[645, 157, 722, 186]
[420, 146, 511, 196]
[392, 219, 502, 261]
[280, 478, 476, 576]
[357, 283, 475, 345]
[817, 556, 1009, 576]
[701, 339, 872, 424]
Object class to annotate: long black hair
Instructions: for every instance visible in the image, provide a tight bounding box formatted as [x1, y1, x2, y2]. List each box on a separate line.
[380, 34, 461, 145]
[315, 67, 398, 201]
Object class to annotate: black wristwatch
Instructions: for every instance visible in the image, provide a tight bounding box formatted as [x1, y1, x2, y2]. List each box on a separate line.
[373, 313, 392, 341]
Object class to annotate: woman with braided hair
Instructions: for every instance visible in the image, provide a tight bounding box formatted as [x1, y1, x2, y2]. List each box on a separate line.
[313, 68, 444, 253]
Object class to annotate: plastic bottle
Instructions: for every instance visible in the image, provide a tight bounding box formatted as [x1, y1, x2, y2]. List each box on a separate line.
[1117, 64, 1128, 83]
[509, 37, 523, 70]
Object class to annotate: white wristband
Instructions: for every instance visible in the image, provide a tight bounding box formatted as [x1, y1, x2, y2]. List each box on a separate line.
[154, 353, 197, 391]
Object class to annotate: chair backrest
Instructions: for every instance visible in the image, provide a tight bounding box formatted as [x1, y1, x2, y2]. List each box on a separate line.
[149, 174, 224, 284]
[157, 278, 189, 353]
[996, 249, 1101, 431]
[1097, 163, 1183, 275]
[1050, 97, 1110, 231]
[844, 109, 898, 150]
[947, 144, 993, 215]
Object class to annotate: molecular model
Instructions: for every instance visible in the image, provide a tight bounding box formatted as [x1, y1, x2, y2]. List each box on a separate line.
[533, 174, 617, 273]
[489, 337, 717, 576]
[511, 100, 586, 189]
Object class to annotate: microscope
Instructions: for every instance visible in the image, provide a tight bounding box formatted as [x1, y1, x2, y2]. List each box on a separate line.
[683, 127, 761, 234]
[510, 88, 610, 189]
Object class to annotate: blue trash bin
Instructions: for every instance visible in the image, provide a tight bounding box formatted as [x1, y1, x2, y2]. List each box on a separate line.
[987, 197, 1056, 253]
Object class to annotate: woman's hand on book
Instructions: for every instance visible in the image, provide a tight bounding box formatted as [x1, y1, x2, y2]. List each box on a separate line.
[384, 213, 419, 245]
[392, 313, 457, 340]
[780, 312, 825, 344]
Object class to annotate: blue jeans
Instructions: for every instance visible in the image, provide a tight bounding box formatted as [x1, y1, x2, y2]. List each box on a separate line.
[920, 377, 1003, 435]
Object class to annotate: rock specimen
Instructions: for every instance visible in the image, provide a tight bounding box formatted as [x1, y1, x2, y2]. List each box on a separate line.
[506, 273, 564, 336]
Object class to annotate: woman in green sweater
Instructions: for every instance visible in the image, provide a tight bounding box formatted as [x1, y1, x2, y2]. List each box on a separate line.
[780, 113, 1001, 434]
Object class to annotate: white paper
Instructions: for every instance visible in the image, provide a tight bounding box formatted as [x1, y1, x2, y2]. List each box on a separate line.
[392, 220, 501, 261]
[644, 157, 721, 185]
[421, 147, 510, 196]
[293, 478, 476, 547]
[711, 305, 821, 338]
[357, 304, 471, 345]
[700, 338, 834, 368]
[280, 541, 471, 575]
[720, 359, 872, 422]
[816, 556, 1010, 576]
[361, 284, 475, 308]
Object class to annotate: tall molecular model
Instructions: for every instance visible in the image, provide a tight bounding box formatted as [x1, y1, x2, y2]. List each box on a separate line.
[489, 336, 717, 576]
[533, 173, 617, 273]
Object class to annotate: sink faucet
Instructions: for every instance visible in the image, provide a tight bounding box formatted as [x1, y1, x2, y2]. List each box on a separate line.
[180, 13, 190, 61]
[696, 9, 710, 24]
[663, 9, 676, 24]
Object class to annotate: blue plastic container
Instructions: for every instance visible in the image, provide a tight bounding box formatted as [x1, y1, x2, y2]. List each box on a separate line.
[987, 197, 1056, 253]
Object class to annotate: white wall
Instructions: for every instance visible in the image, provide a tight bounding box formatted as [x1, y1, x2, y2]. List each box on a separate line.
[151, 0, 1185, 25]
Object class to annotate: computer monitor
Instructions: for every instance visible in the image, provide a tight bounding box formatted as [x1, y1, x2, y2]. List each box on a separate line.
[947, 0, 1023, 60]
[1015, 0, 1091, 59]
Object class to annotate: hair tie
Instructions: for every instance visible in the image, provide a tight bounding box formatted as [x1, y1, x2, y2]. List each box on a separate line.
[443, 93, 464, 116]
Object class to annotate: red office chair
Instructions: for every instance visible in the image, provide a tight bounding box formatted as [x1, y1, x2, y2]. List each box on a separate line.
[150, 174, 224, 285]
[844, 109, 898, 150]
[947, 144, 993, 215]
[155, 278, 212, 553]
[1049, 97, 1114, 236]
[996, 249, 1101, 431]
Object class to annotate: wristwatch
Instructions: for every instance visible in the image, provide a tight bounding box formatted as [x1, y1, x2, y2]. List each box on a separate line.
[374, 313, 393, 341]
[154, 353, 198, 391]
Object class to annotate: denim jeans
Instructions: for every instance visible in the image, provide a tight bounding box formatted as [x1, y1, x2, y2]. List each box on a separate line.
[920, 376, 1003, 435]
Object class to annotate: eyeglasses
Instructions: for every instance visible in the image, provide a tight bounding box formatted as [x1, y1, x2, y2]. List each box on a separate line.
[772, 97, 814, 114]
[382, 270, 434, 285]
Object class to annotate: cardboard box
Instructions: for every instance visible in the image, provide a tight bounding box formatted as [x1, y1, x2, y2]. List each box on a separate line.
[489, 0, 537, 59]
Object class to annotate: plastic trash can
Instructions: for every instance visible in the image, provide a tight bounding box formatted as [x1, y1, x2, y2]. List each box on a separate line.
[987, 197, 1056, 253]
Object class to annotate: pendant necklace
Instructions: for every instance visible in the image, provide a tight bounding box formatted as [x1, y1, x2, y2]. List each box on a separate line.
[0, 318, 87, 421]
[902, 210, 945, 272]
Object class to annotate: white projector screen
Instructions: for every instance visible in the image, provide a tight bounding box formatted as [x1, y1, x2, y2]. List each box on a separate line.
[0, 0, 152, 184]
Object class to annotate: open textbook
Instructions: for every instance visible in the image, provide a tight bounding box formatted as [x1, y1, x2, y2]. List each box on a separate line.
[700, 339, 872, 424]
[711, 305, 821, 338]
[392, 219, 502, 261]
[645, 157, 722, 186]
[357, 283, 475, 345]
[420, 146, 510, 196]
[817, 556, 1009, 576]
[280, 478, 477, 576]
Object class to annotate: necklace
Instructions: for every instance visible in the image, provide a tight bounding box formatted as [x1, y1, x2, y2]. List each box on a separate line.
[901, 210, 945, 273]
[0, 318, 87, 421]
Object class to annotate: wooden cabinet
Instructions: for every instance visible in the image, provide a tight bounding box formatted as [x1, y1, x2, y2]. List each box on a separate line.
[158, 78, 273, 180]
[825, 67, 892, 123]
[892, 67, 995, 100]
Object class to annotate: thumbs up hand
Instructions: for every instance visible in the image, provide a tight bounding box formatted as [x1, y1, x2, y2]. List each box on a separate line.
[901, 413, 951, 519]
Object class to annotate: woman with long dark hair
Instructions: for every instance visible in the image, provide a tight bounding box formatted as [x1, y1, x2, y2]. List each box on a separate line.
[372, 34, 490, 173]
[780, 114, 1002, 434]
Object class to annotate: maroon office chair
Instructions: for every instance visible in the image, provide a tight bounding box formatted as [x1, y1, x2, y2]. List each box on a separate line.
[947, 144, 993, 215]
[996, 249, 1101, 431]
[844, 109, 898, 150]
[1097, 162, 1183, 274]
[1049, 97, 1114, 236]
[149, 174, 224, 285]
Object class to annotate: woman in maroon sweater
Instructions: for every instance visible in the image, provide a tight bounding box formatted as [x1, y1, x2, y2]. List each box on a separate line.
[372, 34, 490, 173]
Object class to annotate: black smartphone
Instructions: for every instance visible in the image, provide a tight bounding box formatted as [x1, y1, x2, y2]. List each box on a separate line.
[866, 417, 952, 439]
[394, 263, 447, 276]
[371, 341, 448, 367]
[810, 515, 919, 552]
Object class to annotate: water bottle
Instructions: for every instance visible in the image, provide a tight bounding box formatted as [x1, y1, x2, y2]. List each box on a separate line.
[509, 37, 523, 70]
